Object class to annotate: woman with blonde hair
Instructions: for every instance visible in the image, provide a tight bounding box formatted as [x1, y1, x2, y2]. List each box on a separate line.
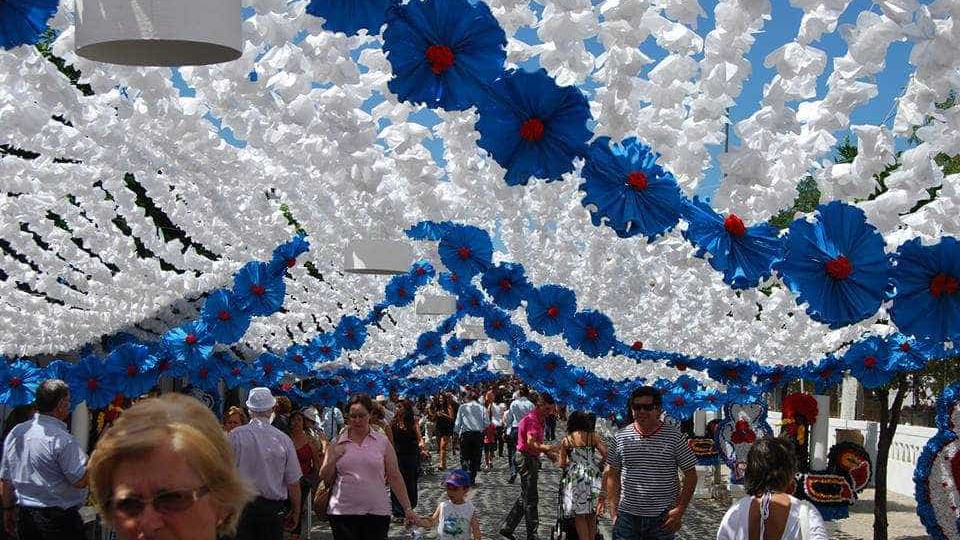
[223, 405, 247, 432]
[89, 393, 252, 540]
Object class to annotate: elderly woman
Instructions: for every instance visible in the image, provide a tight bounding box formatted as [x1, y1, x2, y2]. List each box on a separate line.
[222, 405, 247, 433]
[716, 437, 828, 540]
[319, 393, 417, 540]
[89, 393, 252, 540]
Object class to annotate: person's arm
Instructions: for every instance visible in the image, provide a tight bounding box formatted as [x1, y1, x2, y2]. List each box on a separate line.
[603, 465, 621, 522]
[319, 441, 344, 482]
[281, 437, 303, 529]
[662, 467, 697, 533]
[524, 430, 555, 454]
[418, 505, 441, 529]
[453, 406, 464, 435]
[594, 434, 609, 462]
[72, 470, 89, 488]
[414, 422, 429, 457]
[283, 481, 301, 530]
[556, 437, 569, 468]
[1, 478, 16, 537]
[470, 511, 482, 540]
[384, 441, 418, 524]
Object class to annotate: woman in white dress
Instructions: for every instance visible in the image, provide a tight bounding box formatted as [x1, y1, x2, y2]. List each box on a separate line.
[716, 437, 829, 540]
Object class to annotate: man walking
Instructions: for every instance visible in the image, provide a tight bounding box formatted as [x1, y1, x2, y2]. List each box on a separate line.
[453, 389, 487, 485]
[504, 387, 534, 483]
[319, 402, 344, 440]
[229, 387, 302, 540]
[0, 379, 87, 540]
[601, 386, 697, 540]
[500, 393, 557, 540]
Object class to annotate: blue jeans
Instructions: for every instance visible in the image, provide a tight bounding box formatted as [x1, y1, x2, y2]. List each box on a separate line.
[612, 510, 674, 540]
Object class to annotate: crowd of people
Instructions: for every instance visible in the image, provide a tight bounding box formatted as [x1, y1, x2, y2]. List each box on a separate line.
[0, 377, 829, 540]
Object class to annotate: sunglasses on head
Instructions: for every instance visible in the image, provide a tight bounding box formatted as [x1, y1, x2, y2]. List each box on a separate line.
[630, 403, 658, 411]
[110, 486, 209, 518]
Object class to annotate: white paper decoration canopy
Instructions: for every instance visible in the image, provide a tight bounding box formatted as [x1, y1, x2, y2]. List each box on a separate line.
[75, 0, 242, 66]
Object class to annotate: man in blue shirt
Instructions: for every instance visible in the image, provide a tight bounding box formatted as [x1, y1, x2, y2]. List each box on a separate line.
[0, 379, 88, 539]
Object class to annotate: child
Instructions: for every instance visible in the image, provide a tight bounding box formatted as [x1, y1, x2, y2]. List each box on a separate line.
[419, 469, 481, 540]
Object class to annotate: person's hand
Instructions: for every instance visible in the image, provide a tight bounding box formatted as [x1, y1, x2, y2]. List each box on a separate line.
[332, 444, 347, 461]
[404, 508, 418, 526]
[662, 506, 685, 533]
[282, 510, 300, 531]
[594, 497, 605, 517]
[609, 505, 618, 526]
[4, 509, 16, 538]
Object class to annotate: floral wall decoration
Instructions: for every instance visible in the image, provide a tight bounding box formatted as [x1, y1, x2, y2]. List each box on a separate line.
[915, 382, 960, 540]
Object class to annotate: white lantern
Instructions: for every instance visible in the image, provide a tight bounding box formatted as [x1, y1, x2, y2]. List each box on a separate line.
[487, 341, 509, 356]
[343, 240, 414, 275]
[75, 0, 242, 66]
[415, 294, 457, 316]
[456, 323, 486, 340]
[488, 356, 513, 374]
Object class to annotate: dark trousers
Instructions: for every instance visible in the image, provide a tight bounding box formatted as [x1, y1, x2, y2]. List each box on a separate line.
[506, 428, 519, 476]
[16, 506, 84, 540]
[328, 514, 391, 540]
[496, 425, 506, 456]
[459, 431, 484, 484]
[236, 497, 286, 540]
[545, 416, 557, 441]
[503, 454, 541, 540]
[391, 454, 421, 516]
[611, 511, 674, 540]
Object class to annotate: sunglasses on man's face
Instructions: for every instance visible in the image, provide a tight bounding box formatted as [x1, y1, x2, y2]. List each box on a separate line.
[110, 486, 209, 518]
[630, 403, 658, 411]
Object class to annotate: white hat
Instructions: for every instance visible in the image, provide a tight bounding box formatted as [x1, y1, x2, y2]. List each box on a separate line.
[246, 387, 277, 412]
[302, 407, 321, 426]
[375, 394, 388, 402]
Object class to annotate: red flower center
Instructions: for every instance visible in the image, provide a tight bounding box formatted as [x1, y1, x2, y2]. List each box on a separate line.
[585, 326, 599, 340]
[250, 284, 266, 296]
[185, 333, 198, 346]
[397, 287, 407, 298]
[631, 341, 643, 350]
[232, 367, 242, 376]
[520, 118, 545, 142]
[499, 278, 512, 291]
[546, 360, 557, 371]
[457, 246, 472, 260]
[87, 378, 99, 390]
[416, 267, 426, 276]
[293, 354, 304, 364]
[217, 310, 232, 321]
[492, 320, 504, 329]
[321, 346, 331, 354]
[263, 365, 272, 375]
[676, 363, 687, 371]
[199, 368, 209, 379]
[674, 396, 685, 406]
[771, 372, 782, 383]
[126, 365, 138, 376]
[346, 331, 355, 339]
[863, 356, 877, 368]
[899, 343, 911, 352]
[930, 272, 959, 298]
[724, 214, 747, 237]
[576, 377, 587, 387]
[820, 369, 833, 380]
[286, 258, 297, 268]
[825, 255, 853, 280]
[627, 172, 648, 191]
[9, 377, 21, 388]
[158, 360, 170, 372]
[425, 44, 455, 74]
[726, 368, 738, 379]
[546, 306, 559, 318]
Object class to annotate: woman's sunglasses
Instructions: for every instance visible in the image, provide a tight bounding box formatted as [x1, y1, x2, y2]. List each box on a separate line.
[630, 403, 658, 411]
[110, 486, 209, 518]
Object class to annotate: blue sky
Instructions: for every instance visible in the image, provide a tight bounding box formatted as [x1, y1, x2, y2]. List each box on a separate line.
[177, 0, 924, 200]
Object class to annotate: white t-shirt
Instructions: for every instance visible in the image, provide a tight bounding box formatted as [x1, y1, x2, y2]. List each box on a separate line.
[437, 500, 475, 540]
[490, 403, 505, 427]
[716, 495, 829, 540]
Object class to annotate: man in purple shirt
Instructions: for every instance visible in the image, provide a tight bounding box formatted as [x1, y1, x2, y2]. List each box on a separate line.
[500, 393, 558, 540]
[229, 387, 302, 540]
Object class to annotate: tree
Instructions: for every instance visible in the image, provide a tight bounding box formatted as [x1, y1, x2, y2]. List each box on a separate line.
[872, 374, 909, 540]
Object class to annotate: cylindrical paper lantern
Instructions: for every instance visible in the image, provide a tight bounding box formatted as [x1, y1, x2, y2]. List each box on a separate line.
[76, 0, 242, 66]
[456, 323, 486, 340]
[415, 294, 457, 315]
[343, 240, 414, 275]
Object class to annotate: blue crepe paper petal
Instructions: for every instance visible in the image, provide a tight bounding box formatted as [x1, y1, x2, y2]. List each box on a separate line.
[890, 237, 960, 343]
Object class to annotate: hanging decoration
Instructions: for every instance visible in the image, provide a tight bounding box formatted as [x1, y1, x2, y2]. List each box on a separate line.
[916, 381, 960, 540]
[890, 237, 960, 344]
[0, 0, 59, 50]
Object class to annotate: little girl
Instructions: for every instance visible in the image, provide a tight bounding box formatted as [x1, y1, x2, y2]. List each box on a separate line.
[419, 469, 481, 540]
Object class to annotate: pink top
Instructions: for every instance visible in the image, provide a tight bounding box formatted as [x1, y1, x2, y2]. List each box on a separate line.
[516, 409, 545, 457]
[328, 429, 392, 516]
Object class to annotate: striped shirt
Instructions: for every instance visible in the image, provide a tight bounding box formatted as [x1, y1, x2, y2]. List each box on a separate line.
[606, 422, 697, 517]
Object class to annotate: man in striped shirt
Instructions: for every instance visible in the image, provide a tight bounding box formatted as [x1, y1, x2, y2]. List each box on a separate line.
[601, 386, 697, 539]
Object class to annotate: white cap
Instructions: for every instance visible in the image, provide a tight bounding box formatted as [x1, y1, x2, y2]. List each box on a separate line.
[302, 407, 321, 426]
[375, 394, 388, 402]
[246, 387, 277, 412]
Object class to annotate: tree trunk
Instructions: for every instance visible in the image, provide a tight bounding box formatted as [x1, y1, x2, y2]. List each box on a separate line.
[873, 375, 909, 540]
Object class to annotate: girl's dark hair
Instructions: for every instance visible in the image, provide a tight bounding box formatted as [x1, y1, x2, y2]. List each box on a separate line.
[390, 399, 416, 433]
[566, 411, 596, 434]
[744, 437, 798, 496]
[347, 393, 375, 414]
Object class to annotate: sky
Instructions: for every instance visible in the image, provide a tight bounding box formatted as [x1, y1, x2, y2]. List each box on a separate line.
[174, 0, 925, 200]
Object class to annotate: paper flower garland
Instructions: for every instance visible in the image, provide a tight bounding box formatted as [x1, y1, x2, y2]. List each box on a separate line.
[914, 381, 960, 540]
[284, 344, 313, 377]
[383, 0, 506, 111]
[475, 68, 592, 185]
[186, 355, 224, 394]
[106, 343, 158, 399]
[580, 137, 684, 239]
[253, 353, 284, 388]
[526, 284, 577, 337]
[437, 225, 493, 278]
[843, 336, 894, 390]
[199, 289, 252, 345]
[161, 321, 215, 365]
[0, 0, 58, 50]
[268, 234, 311, 277]
[776, 201, 892, 328]
[481, 262, 532, 310]
[309, 332, 342, 362]
[385, 274, 417, 307]
[890, 237, 960, 343]
[306, 0, 391, 35]
[68, 355, 118, 410]
[562, 310, 616, 358]
[335, 315, 368, 350]
[0, 360, 44, 407]
[682, 197, 785, 290]
[232, 261, 287, 317]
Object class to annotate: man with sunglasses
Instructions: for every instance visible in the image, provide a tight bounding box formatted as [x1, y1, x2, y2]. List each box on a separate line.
[600, 387, 697, 540]
[0, 379, 88, 540]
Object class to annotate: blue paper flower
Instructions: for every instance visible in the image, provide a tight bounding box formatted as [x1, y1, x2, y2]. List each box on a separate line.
[663, 388, 698, 420]
[153, 347, 190, 380]
[284, 344, 313, 377]
[697, 388, 726, 411]
[0, 361, 44, 407]
[107, 343, 158, 399]
[526, 285, 577, 336]
[418, 331, 445, 363]
[481, 262, 532, 310]
[217, 352, 252, 390]
[776, 201, 892, 327]
[475, 68, 592, 185]
[808, 355, 845, 393]
[309, 332, 342, 363]
[336, 316, 368, 350]
[68, 355, 118, 409]
[199, 289, 252, 344]
[438, 225, 493, 278]
[886, 333, 932, 372]
[890, 237, 960, 343]
[161, 322, 215, 365]
[580, 137, 684, 239]
[409, 260, 436, 286]
[253, 353, 284, 388]
[385, 274, 417, 307]
[405, 220, 454, 241]
[306, 0, 391, 35]
[482, 307, 522, 343]
[268, 234, 310, 277]
[681, 197, 785, 290]
[562, 311, 615, 358]
[383, 0, 506, 110]
[232, 261, 287, 317]
[843, 336, 894, 389]
[186, 355, 224, 394]
[0, 0, 58, 50]
[455, 285, 487, 317]
[444, 336, 467, 357]
[45, 359, 72, 381]
[706, 361, 756, 386]
[753, 364, 798, 392]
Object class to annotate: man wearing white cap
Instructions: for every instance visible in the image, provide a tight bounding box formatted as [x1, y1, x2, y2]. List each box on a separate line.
[229, 387, 303, 540]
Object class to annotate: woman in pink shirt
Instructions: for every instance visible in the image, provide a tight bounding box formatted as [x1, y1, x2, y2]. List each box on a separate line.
[318, 394, 417, 539]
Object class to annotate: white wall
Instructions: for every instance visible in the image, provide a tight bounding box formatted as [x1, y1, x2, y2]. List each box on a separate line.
[766, 411, 935, 497]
